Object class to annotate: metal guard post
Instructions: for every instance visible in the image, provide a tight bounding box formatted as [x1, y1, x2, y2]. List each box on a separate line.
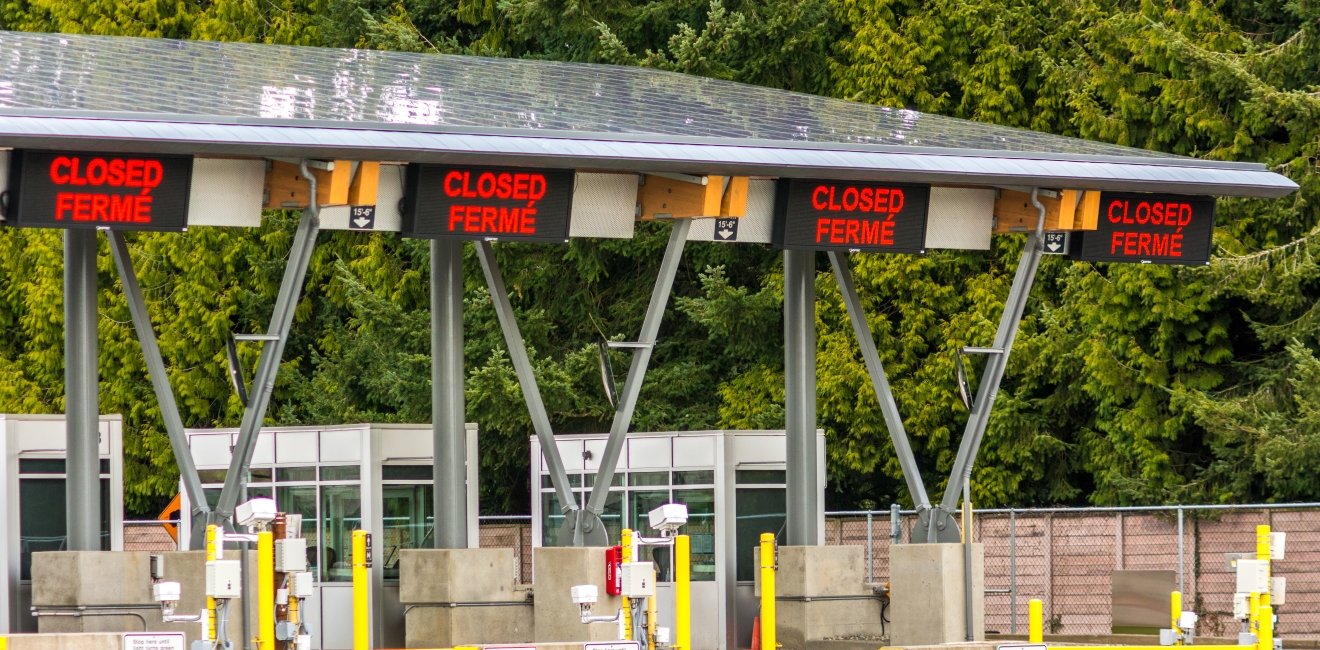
[353, 530, 370, 650]
[760, 533, 777, 650]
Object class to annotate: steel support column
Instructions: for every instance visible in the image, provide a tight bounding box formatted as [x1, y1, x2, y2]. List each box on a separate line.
[937, 189, 1048, 526]
[583, 220, 691, 543]
[828, 252, 931, 511]
[475, 242, 577, 519]
[216, 162, 322, 525]
[108, 231, 212, 549]
[64, 228, 100, 550]
[784, 248, 818, 546]
[431, 238, 467, 548]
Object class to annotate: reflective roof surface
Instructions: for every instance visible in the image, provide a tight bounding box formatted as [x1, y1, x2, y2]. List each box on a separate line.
[0, 31, 1158, 157]
[0, 31, 1299, 198]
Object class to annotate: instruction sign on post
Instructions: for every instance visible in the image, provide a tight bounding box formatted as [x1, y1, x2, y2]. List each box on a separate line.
[123, 633, 185, 650]
[773, 178, 929, 253]
[1075, 192, 1216, 265]
[5, 150, 194, 230]
[402, 164, 574, 242]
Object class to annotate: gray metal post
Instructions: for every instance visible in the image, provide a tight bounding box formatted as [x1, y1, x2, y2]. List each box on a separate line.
[585, 220, 691, 520]
[65, 229, 100, 550]
[828, 252, 931, 509]
[866, 512, 874, 582]
[939, 189, 1048, 515]
[1177, 506, 1185, 594]
[474, 242, 577, 516]
[108, 231, 211, 549]
[1010, 509, 1017, 634]
[216, 162, 322, 524]
[784, 248, 818, 546]
[432, 238, 467, 548]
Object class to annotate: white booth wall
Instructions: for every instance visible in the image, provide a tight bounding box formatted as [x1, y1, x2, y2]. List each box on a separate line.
[1, 414, 124, 634]
[179, 423, 479, 650]
[531, 429, 825, 650]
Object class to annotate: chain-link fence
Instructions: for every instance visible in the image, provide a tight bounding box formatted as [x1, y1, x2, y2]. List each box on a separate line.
[826, 504, 1320, 640]
[478, 515, 533, 583]
[123, 519, 180, 551]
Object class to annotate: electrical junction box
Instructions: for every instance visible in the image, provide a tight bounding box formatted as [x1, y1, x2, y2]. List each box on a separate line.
[1236, 559, 1270, 594]
[291, 572, 315, 598]
[1272, 576, 1287, 605]
[1179, 611, 1198, 629]
[1234, 593, 1250, 620]
[1271, 532, 1286, 560]
[275, 537, 308, 572]
[206, 560, 242, 599]
[1160, 629, 1178, 646]
[621, 561, 656, 598]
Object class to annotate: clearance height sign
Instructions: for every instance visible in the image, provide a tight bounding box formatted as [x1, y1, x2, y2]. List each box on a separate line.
[1076, 192, 1216, 265]
[402, 164, 574, 242]
[6, 150, 193, 231]
[773, 179, 930, 253]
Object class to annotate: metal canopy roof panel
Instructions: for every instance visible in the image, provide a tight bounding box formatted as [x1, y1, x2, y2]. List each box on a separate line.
[0, 31, 1298, 198]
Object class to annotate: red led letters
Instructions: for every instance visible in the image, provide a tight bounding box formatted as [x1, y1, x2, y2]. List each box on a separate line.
[46, 155, 167, 224]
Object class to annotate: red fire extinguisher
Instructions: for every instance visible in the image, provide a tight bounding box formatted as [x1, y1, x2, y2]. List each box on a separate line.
[605, 545, 622, 596]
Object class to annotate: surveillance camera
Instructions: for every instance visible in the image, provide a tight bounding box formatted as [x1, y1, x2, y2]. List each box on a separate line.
[153, 581, 181, 615]
[648, 503, 688, 534]
[571, 584, 598, 607]
[236, 497, 278, 529]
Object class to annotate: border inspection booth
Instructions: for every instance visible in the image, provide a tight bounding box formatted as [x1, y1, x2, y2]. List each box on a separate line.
[176, 423, 480, 650]
[531, 429, 826, 649]
[0, 29, 1298, 650]
[1, 414, 124, 634]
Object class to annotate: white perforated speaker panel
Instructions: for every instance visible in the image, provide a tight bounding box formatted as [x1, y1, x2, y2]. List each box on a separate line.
[925, 187, 994, 250]
[186, 158, 265, 228]
[569, 172, 637, 239]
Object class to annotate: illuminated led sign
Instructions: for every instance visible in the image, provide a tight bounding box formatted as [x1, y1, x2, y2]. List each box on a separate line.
[773, 179, 930, 253]
[401, 164, 574, 242]
[5, 151, 193, 231]
[1075, 192, 1216, 265]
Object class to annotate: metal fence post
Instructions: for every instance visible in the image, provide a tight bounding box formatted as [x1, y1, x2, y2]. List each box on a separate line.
[1177, 506, 1185, 596]
[866, 511, 874, 583]
[891, 504, 901, 543]
[1010, 508, 1017, 634]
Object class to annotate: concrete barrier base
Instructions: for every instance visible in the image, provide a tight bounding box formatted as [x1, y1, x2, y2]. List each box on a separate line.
[890, 543, 985, 646]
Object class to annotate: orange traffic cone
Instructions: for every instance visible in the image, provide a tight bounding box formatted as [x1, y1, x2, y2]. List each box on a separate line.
[750, 616, 761, 650]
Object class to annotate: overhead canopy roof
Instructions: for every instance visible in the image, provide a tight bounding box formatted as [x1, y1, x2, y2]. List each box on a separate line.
[0, 31, 1297, 198]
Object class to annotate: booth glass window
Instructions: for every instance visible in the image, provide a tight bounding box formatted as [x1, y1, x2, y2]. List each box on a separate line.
[674, 488, 716, 581]
[276, 485, 318, 570]
[321, 484, 360, 581]
[735, 488, 785, 581]
[381, 484, 433, 580]
[18, 476, 111, 579]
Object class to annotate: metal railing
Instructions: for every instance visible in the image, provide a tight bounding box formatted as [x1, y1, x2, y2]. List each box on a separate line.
[825, 503, 1320, 639]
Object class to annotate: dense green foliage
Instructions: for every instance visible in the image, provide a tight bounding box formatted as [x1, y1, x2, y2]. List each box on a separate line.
[0, 0, 1314, 516]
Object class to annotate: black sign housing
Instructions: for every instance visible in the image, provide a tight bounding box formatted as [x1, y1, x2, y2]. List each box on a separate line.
[402, 164, 574, 242]
[1075, 192, 1216, 265]
[773, 179, 930, 253]
[6, 150, 193, 231]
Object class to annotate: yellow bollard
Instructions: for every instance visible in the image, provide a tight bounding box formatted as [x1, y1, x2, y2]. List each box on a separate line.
[1028, 598, 1044, 643]
[676, 534, 691, 650]
[622, 528, 633, 642]
[1171, 591, 1183, 645]
[1250, 592, 1260, 633]
[353, 530, 370, 650]
[258, 530, 275, 650]
[2, 633, 8, 650]
[760, 533, 776, 650]
[1258, 605, 1273, 650]
[1257, 525, 1272, 610]
[206, 524, 218, 642]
